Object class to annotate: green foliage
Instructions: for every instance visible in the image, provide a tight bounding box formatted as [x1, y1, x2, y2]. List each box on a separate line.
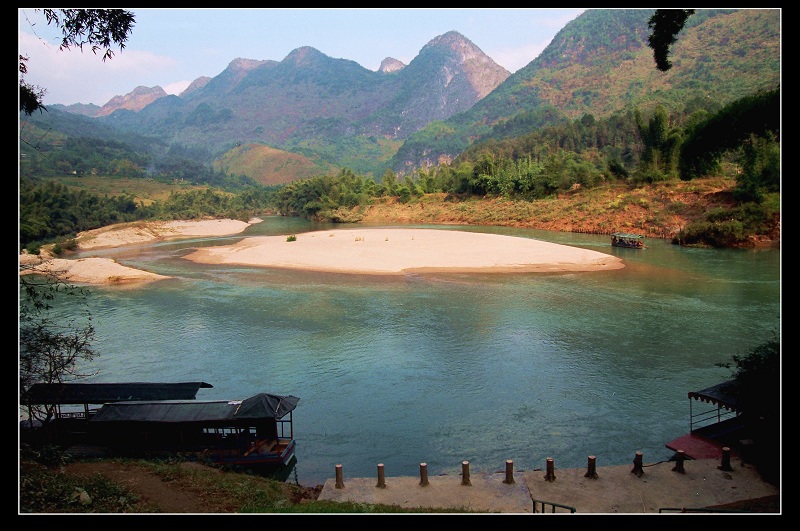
[271, 169, 375, 221]
[19, 176, 277, 249]
[734, 133, 780, 202]
[19, 461, 150, 513]
[673, 196, 779, 247]
[715, 331, 780, 484]
[679, 88, 780, 180]
[286, 235, 297, 242]
[677, 219, 745, 247]
[20, 443, 71, 468]
[19, 269, 97, 431]
[19, 177, 146, 249]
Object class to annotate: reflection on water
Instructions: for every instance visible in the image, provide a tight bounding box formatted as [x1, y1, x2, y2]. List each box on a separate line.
[51, 218, 780, 485]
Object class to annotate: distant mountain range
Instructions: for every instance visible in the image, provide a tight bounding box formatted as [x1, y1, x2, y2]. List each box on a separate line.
[45, 8, 780, 183]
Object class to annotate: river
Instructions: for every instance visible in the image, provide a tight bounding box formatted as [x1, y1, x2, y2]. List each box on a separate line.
[46, 217, 780, 486]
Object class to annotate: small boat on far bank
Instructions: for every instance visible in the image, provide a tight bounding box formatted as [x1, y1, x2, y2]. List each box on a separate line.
[611, 232, 645, 248]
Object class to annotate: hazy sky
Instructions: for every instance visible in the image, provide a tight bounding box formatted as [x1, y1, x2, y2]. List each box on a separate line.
[19, 8, 585, 106]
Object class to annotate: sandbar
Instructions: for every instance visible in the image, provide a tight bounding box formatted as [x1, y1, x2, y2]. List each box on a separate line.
[183, 228, 624, 275]
[20, 221, 624, 285]
[19, 218, 257, 285]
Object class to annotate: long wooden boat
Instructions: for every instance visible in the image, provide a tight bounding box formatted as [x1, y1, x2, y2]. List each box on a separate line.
[611, 232, 645, 248]
[90, 393, 300, 469]
[20, 382, 299, 470]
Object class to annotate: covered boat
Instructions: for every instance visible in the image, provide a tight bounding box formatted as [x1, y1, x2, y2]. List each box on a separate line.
[611, 232, 645, 248]
[89, 393, 300, 468]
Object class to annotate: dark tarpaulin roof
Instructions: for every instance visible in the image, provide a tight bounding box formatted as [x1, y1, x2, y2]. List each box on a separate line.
[21, 382, 213, 405]
[90, 393, 300, 423]
[237, 393, 300, 419]
[688, 381, 739, 411]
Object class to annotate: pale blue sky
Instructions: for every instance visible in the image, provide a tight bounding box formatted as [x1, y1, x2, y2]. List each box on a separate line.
[19, 8, 585, 106]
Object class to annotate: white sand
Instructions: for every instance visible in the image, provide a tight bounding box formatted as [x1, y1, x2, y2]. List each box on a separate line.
[183, 228, 624, 275]
[19, 257, 171, 285]
[19, 218, 258, 285]
[19, 220, 624, 285]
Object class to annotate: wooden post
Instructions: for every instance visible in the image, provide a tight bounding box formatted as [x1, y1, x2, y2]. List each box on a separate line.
[376, 463, 386, 488]
[631, 451, 644, 477]
[335, 464, 344, 489]
[419, 462, 429, 486]
[672, 450, 686, 473]
[584, 455, 599, 479]
[461, 460, 471, 486]
[718, 447, 734, 471]
[544, 457, 556, 482]
[504, 459, 515, 484]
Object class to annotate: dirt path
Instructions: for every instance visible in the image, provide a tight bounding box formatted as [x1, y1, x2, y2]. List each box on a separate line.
[62, 461, 239, 513]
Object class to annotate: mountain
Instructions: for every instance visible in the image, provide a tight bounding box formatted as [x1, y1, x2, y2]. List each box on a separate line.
[88, 31, 509, 176]
[40, 10, 780, 183]
[392, 8, 780, 171]
[180, 76, 212, 97]
[53, 102, 101, 117]
[378, 58, 405, 73]
[95, 85, 168, 117]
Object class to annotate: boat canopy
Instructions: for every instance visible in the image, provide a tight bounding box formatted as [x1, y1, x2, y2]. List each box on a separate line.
[90, 393, 300, 424]
[688, 381, 739, 412]
[611, 232, 644, 240]
[21, 382, 214, 406]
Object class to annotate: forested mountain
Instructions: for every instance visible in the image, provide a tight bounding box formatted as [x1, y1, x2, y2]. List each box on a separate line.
[391, 9, 780, 173]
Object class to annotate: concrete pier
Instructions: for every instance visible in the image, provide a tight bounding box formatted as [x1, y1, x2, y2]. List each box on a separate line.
[317, 458, 778, 513]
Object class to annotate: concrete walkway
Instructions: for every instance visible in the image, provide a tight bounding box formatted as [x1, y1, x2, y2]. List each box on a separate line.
[317, 458, 779, 514]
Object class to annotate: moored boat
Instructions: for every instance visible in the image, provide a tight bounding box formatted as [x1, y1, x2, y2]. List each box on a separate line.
[20, 382, 300, 470]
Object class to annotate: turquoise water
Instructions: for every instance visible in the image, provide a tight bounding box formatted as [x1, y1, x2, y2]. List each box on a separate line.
[52, 217, 780, 485]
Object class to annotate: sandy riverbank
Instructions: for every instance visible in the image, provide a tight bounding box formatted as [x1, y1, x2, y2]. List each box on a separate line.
[19, 219, 624, 284]
[19, 219, 257, 285]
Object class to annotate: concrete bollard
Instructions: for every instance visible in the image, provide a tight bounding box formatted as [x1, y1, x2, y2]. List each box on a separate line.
[504, 459, 515, 484]
[461, 460, 471, 486]
[584, 455, 599, 479]
[335, 464, 345, 489]
[544, 457, 556, 482]
[419, 462, 429, 486]
[718, 447, 734, 471]
[376, 463, 386, 488]
[631, 451, 644, 477]
[672, 450, 686, 473]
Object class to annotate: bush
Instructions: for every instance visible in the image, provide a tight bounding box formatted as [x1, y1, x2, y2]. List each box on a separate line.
[674, 219, 745, 247]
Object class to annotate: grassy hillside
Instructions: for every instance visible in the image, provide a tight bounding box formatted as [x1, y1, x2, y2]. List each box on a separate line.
[31, 175, 215, 207]
[348, 177, 780, 246]
[212, 143, 335, 186]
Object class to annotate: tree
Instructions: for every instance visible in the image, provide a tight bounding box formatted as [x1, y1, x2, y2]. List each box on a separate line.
[19, 267, 97, 427]
[716, 331, 780, 484]
[19, 8, 135, 115]
[647, 9, 695, 71]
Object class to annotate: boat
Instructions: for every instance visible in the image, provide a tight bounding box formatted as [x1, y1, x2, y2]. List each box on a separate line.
[90, 392, 300, 468]
[611, 232, 645, 248]
[664, 381, 750, 460]
[20, 382, 300, 470]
